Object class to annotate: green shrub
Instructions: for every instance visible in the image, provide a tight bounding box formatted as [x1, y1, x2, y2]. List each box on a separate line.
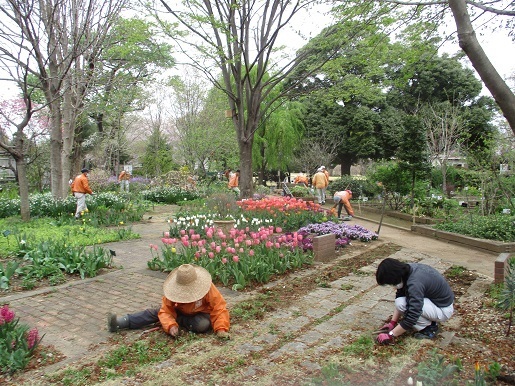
[290, 185, 312, 198]
[0, 192, 146, 221]
[0, 235, 114, 290]
[434, 214, 515, 242]
[141, 186, 200, 204]
[328, 176, 376, 198]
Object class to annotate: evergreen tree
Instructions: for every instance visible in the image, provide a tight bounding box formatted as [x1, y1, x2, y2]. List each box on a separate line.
[142, 127, 175, 177]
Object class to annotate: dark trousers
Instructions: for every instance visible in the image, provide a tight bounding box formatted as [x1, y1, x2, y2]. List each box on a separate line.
[127, 308, 211, 333]
[337, 202, 343, 218]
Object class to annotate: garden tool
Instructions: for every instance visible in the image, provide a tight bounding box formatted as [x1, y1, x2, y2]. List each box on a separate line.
[371, 327, 390, 335]
[139, 326, 161, 337]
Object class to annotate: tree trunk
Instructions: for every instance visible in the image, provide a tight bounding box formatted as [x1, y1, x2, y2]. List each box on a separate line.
[339, 154, 352, 176]
[441, 161, 447, 197]
[238, 140, 253, 198]
[448, 0, 515, 135]
[16, 158, 30, 221]
[49, 97, 64, 199]
[61, 82, 76, 197]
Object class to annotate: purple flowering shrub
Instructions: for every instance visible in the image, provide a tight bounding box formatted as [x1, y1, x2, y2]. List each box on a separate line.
[0, 305, 42, 374]
[297, 221, 378, 250]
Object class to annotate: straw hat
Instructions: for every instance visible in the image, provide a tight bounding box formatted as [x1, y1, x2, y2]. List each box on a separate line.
[163, 264, 212, 303]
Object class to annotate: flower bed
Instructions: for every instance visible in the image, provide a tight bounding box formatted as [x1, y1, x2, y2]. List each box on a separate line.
[148, 225, 312, 290]
[149, 197, 379, 290]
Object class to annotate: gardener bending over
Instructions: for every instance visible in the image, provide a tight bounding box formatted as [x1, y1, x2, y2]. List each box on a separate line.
[107, 264, 230, 339]
[375, 258, 454, 344]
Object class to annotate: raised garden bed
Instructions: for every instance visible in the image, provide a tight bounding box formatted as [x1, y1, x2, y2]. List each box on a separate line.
[411, 224, 515, 254]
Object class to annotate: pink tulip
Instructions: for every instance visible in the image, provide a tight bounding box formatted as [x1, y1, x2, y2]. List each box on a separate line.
[232, 256, 239, 262]
[275, 242, 280, 249]
[245, 240, 252, 246]
[201, 248, 207, 254]
[216, 246, 222, 253]
[180, 230, 186, 235]
[265, 241, 273, 248]
[276, 227, 282, 233]
[249, 249, 255, 256]
[239, 248, 244, 253]
[164, 231, 170, 237]
[221, 258, 227, 264]
[150, 244, 158, 251]
[182, 240, 189, 247]
[189, 229, 195, 235]
[208, 252, 214, 259]
[210, 242, 216, 249]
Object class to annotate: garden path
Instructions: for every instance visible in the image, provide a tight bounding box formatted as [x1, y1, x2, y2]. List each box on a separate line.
[0, 203, 499, 383]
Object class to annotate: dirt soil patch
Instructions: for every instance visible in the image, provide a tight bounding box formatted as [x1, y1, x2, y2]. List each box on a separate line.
[2, 242, 514, 386]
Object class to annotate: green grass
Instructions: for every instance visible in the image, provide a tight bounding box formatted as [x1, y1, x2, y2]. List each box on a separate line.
[0, 216, 139, 258]
[342, 335, 374, 358]
[446, 265, 466, 278]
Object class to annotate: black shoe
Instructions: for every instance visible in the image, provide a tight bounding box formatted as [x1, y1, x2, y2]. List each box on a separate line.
[414, 322, 438, 339]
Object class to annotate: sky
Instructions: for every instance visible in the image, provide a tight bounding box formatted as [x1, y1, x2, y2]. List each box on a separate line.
[280, 6, 515, 95]
[1, 3, 514, 100]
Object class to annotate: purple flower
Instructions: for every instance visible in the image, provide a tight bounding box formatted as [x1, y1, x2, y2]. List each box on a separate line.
[296, 221, 378, 249]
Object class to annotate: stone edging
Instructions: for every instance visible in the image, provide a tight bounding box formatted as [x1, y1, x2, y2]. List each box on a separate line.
[357, 206, 440, 224]
[411, 224, 515, 254]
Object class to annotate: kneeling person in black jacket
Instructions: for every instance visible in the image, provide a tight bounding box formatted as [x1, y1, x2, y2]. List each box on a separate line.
[375, 258, 454, 344]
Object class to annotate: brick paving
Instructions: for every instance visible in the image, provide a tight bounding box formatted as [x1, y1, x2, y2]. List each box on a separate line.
[0, 205, 499, 378]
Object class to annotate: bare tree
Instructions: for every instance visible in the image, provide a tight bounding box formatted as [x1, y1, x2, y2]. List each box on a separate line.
[169, 72, 237, 174]
[421, 101, 464, 195]
[0, 0, 127, 198]
[0, 94, 49, 220]
[290, 138, 338, 177]
[153, 0, 334, 197]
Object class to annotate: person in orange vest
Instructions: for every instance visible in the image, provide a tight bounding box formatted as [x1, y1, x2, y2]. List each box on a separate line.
[118, 170, 131, 192]
[332, 190, 355, 218]
[71, 168, 94, 219]
[312, 168, 328, 204]
[107, 264, 231, 340]
[321, 166, 330, 203]
[228, 169, 240, 196]
[294, 174, 309, 187]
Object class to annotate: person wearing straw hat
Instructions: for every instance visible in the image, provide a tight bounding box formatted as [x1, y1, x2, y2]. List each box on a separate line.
[107, 264, 230, 339]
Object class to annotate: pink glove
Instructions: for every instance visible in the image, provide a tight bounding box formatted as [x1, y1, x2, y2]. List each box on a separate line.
[381, 320, 397, 332]
[377, 333, 393, 345]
